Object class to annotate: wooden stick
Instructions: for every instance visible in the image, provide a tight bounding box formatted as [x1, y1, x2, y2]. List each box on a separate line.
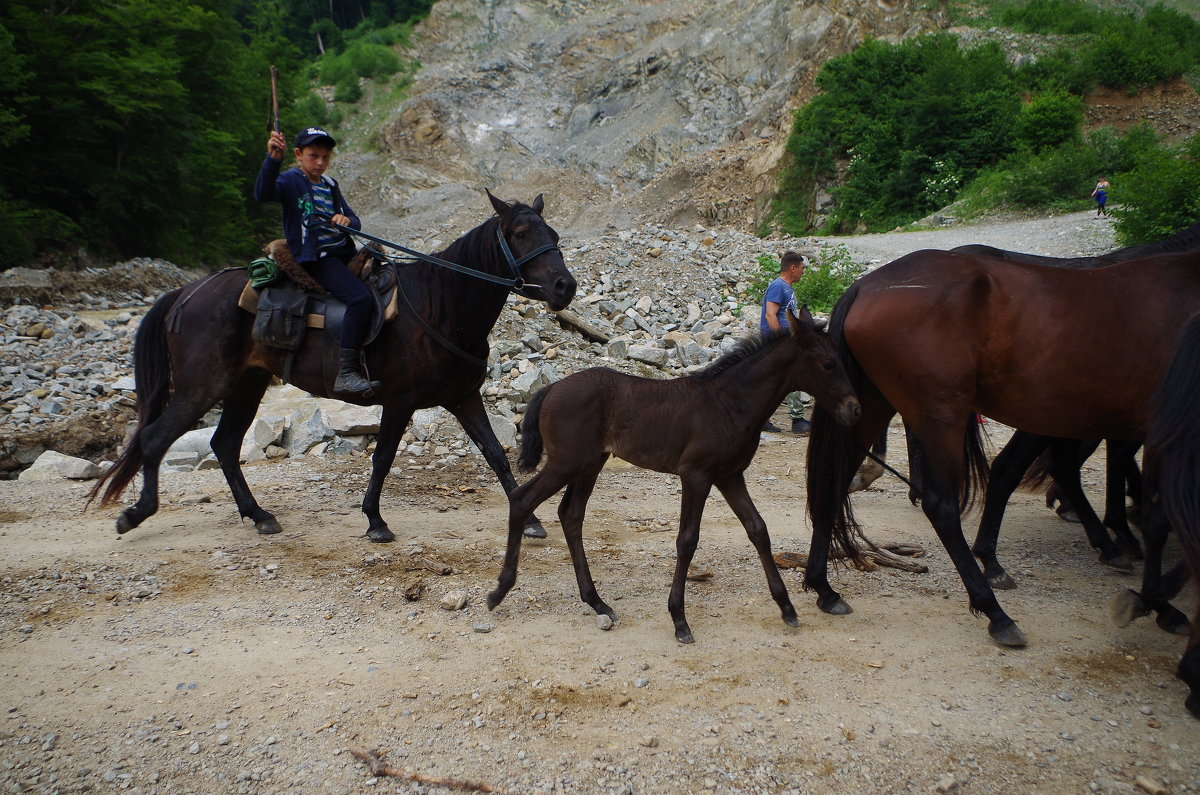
[349, 749, 495, 792]
[269, 65, 281, 134]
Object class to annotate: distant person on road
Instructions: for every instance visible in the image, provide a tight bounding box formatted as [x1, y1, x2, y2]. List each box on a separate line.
[759, 250, 811, 436]
[255, 126, 381, 398]
[1092, 177, 1110, 217]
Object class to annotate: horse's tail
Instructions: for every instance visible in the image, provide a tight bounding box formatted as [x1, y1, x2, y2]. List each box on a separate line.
[1019, 448, 1053, 492]
[87, 287, 182, 508]
[1149, 312, 1200, 580]
[960, 411, 990, 514]
[517, 384, 551, 473]
[806, 281, 868, 567]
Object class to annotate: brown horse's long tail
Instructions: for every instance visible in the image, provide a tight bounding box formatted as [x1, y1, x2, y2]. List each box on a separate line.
[517, 385, 551, 473]
[806, 282, 868, 567]
[1150, 313, 1200, 579]
[87, 287, 183, 508]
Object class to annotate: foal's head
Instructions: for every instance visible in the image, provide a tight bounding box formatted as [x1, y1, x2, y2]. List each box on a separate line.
[780, 307, 861, 427]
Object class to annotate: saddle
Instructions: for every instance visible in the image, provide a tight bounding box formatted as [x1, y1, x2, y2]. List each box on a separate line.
[237, 240, 400, 351]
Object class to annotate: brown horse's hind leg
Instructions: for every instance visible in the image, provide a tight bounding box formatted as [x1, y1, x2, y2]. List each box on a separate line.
[668, 475, 713, 644]
[557, 459, 615, 620]
[209, 370, 280, 535]
[716, 472, 798, 629]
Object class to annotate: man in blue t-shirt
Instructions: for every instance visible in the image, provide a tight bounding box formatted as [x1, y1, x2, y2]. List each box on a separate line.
[759, 251, 810, 435]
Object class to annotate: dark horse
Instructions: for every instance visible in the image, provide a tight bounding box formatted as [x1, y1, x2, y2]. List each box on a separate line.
[487, 310, 862, 643]
[806, 249, 1200, 647]
[88, 192, 577, 542]
[1141, 312, 1200, 718]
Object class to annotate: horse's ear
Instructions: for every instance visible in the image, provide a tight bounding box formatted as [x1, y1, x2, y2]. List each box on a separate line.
[788, 305, 817, 336]
[486, 189, 510, 217]
[531, 194, 544, 216]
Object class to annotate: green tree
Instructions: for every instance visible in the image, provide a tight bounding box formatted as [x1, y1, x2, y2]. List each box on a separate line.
[1112, 134, 1200, 246]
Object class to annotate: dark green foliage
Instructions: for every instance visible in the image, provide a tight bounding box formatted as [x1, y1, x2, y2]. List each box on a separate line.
[0, 0, 432, 268]
[1111, 134, 1200, 246]
[1012, 91, 1083, 152]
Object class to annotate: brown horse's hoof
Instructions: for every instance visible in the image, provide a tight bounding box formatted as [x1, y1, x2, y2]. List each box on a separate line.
[366, 527, 395, 543]
[255, 518, 282, 535]
[675, 628, 695, 644]
[522, 518, 547, 539]
[989, 622, 1027, 648]
[1155, 607, 1191, 636]
[115, 513, 135, 535]
[486, 590, 505, 611]
[782, 615, 800, 628]
[818, 595, 853, 616]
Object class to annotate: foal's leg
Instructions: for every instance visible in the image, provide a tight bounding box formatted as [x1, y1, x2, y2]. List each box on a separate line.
[972, 432, 1048, 589]
[715, 472, 798, 629]
[208, 369, 281, 535]
[361, 404, 414, 542]
[446, 390, 548, 539]
[668, 475, 713, 644]
[487, 466, 569, 610]
[1111, 498, 1191, 635]
[557, 457, 615, 620]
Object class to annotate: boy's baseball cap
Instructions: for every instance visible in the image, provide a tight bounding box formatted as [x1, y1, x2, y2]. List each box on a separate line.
[294, 127, 336, 149]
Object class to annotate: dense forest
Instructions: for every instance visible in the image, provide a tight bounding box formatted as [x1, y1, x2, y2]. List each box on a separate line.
[773, 0, 1200, 242]
[0, 0, 431, 269]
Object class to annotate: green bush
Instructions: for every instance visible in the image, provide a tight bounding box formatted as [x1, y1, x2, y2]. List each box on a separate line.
[1111, 133, 1200, 246]
[1012, 90, 1083, 152]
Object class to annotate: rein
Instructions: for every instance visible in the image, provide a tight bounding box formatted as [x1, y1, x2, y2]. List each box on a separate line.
[302, 213, 560, 293]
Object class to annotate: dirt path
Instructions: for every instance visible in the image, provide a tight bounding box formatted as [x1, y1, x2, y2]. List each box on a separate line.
[1, 416, 1196, 794]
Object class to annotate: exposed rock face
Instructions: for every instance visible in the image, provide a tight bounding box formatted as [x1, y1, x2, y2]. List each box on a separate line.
[353, 0, 945, 239]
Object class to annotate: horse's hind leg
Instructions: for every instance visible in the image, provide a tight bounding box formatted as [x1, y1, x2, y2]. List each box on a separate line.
[716, 472, 798, 629]
[208, 369, 280, 535]
[557, 458, 615, 620]
[487, 463, 577, 610]
[1102, 441, 1143, 560]
[1045, 439, 1132, 571]
[447, 391, 548, 539]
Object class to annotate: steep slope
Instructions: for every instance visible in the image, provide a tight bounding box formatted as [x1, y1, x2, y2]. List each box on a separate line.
[345, 0, 945, 241]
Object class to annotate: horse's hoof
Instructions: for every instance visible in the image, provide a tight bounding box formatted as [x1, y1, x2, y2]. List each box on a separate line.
[990, 622, 1027, 648]
[522, 520, 547, 540]
[988, 572, 1017, 590]
[1185, 692, 1200, 720]
[1056, 508, 1081, 524]
[1099, 552, 1135, 572]
[1156, 609, 1191, 636]
[675, 629, 695, 644]
[1109, 589, 1148, 627]
[783, 615, 801, 628]
[366, 527, 395, 543]
[818, 595, 853, 616]
[486, 591, 503, 611]
[255, 518, 282, 535]
[115, 514, 134, 535]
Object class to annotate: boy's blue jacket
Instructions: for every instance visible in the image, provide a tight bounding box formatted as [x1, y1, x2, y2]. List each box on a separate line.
[254, 156, 361, 263]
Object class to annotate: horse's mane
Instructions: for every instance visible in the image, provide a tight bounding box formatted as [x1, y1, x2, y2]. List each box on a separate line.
[428, 202, 542, 284]
[688, 332, 782, 381]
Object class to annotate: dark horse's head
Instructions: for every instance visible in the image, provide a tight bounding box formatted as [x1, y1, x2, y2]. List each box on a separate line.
[487, 190, 576, 311]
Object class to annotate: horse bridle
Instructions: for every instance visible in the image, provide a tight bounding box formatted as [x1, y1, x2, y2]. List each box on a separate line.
[302, 211, 561, 295]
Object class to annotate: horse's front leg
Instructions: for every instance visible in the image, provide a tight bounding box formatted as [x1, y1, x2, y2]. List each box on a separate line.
[446, 390, 547, 539]
[669, 476, 712, 644]
[972, 432, 1047, 590]
[209, 370, 280, 534]
[361, 404, 414, 543]
[715, 472, 798, 628]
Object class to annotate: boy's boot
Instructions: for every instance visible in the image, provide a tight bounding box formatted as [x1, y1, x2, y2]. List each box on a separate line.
[335, 348, 382, 398]
[791, 417, 811, 436]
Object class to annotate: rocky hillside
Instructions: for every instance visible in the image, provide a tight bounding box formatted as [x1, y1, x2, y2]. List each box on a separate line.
[344, 0, 946, 242]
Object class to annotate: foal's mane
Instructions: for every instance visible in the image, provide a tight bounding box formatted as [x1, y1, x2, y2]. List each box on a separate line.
[689, 332, 784, 381]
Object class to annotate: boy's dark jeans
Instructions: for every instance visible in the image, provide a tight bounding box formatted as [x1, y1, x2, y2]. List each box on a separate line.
[304, 252, 372, 349]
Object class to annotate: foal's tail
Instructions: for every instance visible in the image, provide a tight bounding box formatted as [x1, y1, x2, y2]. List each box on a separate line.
[87, 287, 183, 508]
[517, 385, 552, 472]
[806, 282, 868, 566]
[1149, 313, 1200, 581]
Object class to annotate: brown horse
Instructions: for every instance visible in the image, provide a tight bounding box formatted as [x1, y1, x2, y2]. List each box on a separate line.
[805, 249, 1200, 647]
[1140, 311, 1200, 718]
[487, 310, 862, 643]
[88, 193, 576, 542]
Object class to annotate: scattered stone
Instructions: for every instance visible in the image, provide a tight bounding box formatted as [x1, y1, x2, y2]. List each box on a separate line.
[440, 590, 468, 611]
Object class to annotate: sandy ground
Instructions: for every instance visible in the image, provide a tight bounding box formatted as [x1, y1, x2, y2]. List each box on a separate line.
[1, 414, 1196, 795]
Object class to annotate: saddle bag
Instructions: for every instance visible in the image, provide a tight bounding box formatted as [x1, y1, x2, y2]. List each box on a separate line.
[252, 280, 309, 350]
